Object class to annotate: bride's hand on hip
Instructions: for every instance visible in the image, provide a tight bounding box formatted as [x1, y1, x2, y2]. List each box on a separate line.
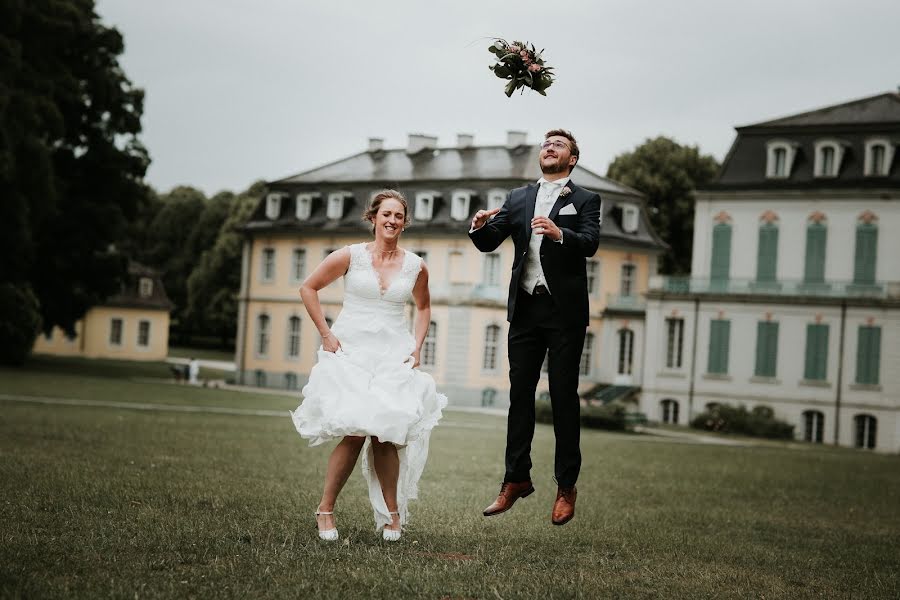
[322, 332, 341, 353]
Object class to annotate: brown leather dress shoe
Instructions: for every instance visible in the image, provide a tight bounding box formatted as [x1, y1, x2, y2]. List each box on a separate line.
[483, 480, 535, 517]
[551, 486, 577, 525]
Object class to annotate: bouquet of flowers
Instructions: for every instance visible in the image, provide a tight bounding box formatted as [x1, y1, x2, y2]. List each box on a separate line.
[488, 39, 554, 97]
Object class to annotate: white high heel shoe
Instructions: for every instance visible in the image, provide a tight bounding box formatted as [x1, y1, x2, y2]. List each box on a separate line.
[315, 510, 338, 541]
[382, 511, 401, 542]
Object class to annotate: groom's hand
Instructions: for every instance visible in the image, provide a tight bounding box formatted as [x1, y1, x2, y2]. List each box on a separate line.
[471, 207, 501, 231]
[531, 216, 561, 241]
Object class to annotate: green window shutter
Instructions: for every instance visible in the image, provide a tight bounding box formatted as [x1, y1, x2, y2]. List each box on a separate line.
[853, 225, 877, 285]
[755, 321, 778, 377]
[856, 326, 881, 385]
[756, 225, 779, 282]
[804, 324, 829, 380]
[708, 319, 730, 374]
[710, 224, 732, 282]
[804, 224, 827, 284]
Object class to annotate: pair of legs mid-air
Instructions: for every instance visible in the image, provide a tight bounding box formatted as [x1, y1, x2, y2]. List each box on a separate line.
[315, 435, 402, 541]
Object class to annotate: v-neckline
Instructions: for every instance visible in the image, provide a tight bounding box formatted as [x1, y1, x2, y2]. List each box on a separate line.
[364, 244, 406, 296]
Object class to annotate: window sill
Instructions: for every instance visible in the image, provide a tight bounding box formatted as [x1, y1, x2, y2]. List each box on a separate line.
[799, 379, 831, 388]
[849, 383, 882, 392]
[749, 376, 780, 385]
[702, 373, 731, 381]
[657, 371, 686, 379]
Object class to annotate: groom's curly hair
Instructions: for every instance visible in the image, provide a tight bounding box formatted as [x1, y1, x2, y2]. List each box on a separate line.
[545, 128, 579, 166]
[364, 189, 411, 234]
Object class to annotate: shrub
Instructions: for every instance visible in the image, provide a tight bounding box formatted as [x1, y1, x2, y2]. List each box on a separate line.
[690, 403, 794, 440]
[536, 399, 627, 431]
[0, 283, 42, 366]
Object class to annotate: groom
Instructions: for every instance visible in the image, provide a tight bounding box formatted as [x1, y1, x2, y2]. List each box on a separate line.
[469, 129, 601, 525]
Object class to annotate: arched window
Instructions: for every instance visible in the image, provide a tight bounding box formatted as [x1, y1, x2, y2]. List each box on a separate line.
[660, 399, 679, 424]
[766, 140, 798, 178]
[256, 314, 270, 357]
[287, 316, 301, 358]
[802, 410, 824, 443]
[854, 414, 877, 449]
[265, 193, 281, 219]
[814, 140, 845, 178]
[482, 324, 501, 371]
[617, 328, 634, 375]
[421, 321, 437, 366]
[864, 138, 894, 176]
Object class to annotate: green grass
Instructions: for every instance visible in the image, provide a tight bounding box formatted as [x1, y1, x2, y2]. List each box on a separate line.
[1, 359, 899, 598]
[167, 346, 235, 362]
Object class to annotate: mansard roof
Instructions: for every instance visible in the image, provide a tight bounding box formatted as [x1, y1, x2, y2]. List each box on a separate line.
[243, 141, 667, 251]
[706, 91, 900, 191]
[103, 262, 174, 311]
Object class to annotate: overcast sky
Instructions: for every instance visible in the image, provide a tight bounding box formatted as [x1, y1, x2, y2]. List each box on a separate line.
[94, 0, 900, 196]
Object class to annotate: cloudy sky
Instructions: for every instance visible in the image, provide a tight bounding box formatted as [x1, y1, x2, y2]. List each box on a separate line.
[95, 0, 900, 196]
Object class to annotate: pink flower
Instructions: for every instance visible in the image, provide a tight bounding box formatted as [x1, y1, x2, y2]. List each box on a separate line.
[528, 63, 542, 72]
[559, 186, 571, 196]
[523, 56, 532, 65]
[520, 50, 529, 58]
[508, 44, 520, 52]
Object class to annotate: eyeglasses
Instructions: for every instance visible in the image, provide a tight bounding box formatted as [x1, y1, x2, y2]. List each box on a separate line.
[540, 140, 570, 151]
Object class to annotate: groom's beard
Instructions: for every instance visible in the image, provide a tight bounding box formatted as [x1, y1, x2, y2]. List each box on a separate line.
[540, 156, 570, 175]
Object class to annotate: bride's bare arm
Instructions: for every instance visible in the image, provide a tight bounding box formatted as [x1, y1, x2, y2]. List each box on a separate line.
[299, 247, 351, 352]
[410, 262, 431, 368]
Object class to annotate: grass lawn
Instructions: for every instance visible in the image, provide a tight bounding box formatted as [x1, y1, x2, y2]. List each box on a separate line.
[1, 359, 899, 598]
[167, 346, 236, 363]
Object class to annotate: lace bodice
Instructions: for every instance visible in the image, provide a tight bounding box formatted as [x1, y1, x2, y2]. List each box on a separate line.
[345, 243, 423, 305]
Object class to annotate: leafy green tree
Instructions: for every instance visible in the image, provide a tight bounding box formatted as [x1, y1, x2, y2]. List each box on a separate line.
[0, 0, 149, 362]
[607, 137, 720, 274]
[186, 182, 265, 348]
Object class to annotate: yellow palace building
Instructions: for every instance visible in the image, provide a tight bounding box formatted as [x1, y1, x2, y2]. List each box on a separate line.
[32, 263, 173, 361]
[236, 133, 667, 407]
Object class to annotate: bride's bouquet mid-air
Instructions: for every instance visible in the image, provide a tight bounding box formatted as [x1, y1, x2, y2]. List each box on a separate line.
[488, 38, 554, 97]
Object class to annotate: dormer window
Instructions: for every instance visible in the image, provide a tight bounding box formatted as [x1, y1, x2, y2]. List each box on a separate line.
[814, 139, 846, 178]
[864, 138, 894, 176]
[415, 192, 438, 221]
[766, 140, 798, 179]
[295, 193, 319, 220]
[487, 189, 506, 212]
[450, 191, 473, 221]
[621, 204, 639, 233]
[265, 193, 282, 219]
[326, 192, 349, 220]
[138, 277, 153, 298]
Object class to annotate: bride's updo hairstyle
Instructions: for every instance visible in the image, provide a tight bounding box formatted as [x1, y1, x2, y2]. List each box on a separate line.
[364, 189, 411, 234]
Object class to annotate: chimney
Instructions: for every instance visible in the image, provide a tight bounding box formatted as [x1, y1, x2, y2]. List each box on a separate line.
[506, 130, 527, 148]
[407, 133, 438, 155]
[457, 133, 474, 149]
[368, 137, 384, 152]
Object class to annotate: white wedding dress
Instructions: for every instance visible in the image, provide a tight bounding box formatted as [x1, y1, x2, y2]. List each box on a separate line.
[290, 243, 447, 531]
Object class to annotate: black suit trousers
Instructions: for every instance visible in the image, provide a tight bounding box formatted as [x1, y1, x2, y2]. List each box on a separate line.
[505, 289, 585, 487]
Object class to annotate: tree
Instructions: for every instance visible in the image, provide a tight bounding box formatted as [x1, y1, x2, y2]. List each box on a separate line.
[186, 182, 265, 348]
[0, 1, 149, 362]
[607, 137, 719, 274]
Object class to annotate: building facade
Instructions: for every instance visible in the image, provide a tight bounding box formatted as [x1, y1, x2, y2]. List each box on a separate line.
[236, 132, 667, 407]
[33, 263, 174, 361]
[640, 92, 900, 452]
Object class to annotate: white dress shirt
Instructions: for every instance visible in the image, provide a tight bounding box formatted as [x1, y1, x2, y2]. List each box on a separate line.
[520, 176, 569, 294]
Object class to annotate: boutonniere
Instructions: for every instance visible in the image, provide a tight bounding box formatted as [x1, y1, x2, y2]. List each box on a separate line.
[559, 187, 572, 197]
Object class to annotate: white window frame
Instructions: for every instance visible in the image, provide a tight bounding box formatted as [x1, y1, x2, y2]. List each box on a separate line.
[109, 317, 123, 346]
[450, 190, 473, 221]
[813, 139, 846, 178]
[617, 328, 634, 375]
[483, 253, 500, 286]
[138, 277, 153, 298]
[586, 260, 600, 295]
[766, 140, 798, 179]
[621, 204, 639, 233]
[415, 192, 438, 221]
[291, 248, 307, 284]
[256, 314, 270, 358]
[286, 315, 301, 360]
[487, 189, 507, 212]
[265, 193, 282, 220]
[665, 317, 685, 369]
[261, 247, 275, 283]
[482, 324, 501, 372]
[295, 193, 319, 220]
[580, 332, 594, 376]
[326, 192, 348, 220]
[864, 138, 894, 177]
[421, 321, 437, 367]
[620, 263, 636, 297]
[137, 320, 151, 348]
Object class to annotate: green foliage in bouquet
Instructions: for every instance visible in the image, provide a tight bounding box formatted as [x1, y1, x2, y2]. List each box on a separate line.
[488, 39, 554, 97]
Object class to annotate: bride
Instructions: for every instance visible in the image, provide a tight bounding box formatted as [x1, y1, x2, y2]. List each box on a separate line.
[290, 189, 447, 542]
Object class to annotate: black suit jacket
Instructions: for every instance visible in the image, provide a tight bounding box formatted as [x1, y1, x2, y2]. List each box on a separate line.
[469, 180, 602, 328]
